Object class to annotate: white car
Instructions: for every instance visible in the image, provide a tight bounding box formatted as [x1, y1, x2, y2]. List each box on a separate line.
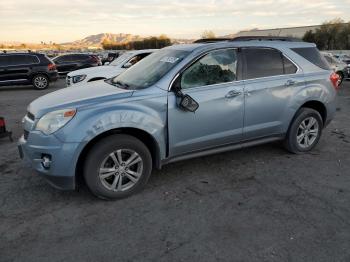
[66, 49, 156, 87]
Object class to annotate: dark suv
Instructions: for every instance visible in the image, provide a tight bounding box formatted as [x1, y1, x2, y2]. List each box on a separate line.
[53, 54, 101, 74]
[0, 53, 58, 89]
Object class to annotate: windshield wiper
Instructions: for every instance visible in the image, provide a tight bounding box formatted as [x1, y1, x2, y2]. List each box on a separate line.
[114, 80, 130, 89]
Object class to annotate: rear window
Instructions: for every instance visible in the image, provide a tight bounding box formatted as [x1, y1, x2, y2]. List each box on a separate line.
[292, 47, 330, 70]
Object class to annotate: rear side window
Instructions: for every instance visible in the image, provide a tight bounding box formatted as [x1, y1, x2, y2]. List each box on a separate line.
[291, 47, 330, 70]
[71, 54, 89, 62]
[0, 56, 9, 66]
[243, 48, 284, 79]
[0, 55, 38, 66]
[243, 48, 298, 79]
[282, 56, 298, 74]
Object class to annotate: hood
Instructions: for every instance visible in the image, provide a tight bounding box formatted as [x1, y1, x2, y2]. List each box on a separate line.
[28, 80, 133, 118]
[68, 65, 125, 79]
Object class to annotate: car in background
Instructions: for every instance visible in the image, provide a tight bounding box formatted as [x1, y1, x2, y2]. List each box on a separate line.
[53, 54, 101, 75]
[322, 52, 349, 85]
[0, 52, 58, 89]
[66, 49, 155, 87]
[101, 52, 121, 65]
[19, 38, 339, 199]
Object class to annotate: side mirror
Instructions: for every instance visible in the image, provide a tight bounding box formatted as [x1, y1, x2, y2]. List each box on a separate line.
[123, 62, 132, 69]
[178, 94, 199, 112]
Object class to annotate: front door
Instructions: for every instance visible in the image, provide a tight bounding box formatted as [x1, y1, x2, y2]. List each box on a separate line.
[168, 48, 245, 157]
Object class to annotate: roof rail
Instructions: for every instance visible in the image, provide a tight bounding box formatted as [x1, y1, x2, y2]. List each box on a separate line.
[193, 38, 229, 43]
[230, 36, 303, 42]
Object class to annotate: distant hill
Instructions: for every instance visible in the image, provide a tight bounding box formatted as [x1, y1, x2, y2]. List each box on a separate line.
[62, 33, 194, 47]
[62, 33, 144, 47]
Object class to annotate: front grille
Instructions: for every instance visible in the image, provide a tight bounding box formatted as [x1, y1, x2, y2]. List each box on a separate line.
[24, 130, 29, 140]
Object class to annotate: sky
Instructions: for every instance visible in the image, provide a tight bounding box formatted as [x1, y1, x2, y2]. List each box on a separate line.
[1, 0, 350, 43]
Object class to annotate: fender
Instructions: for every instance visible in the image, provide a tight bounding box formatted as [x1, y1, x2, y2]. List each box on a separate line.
[55, 98, 168, 160]
[281, 74, 336, 133]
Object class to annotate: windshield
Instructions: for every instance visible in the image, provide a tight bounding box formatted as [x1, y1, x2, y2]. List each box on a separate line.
[110, 49, 189, 90]
[110, 52, 134, 66]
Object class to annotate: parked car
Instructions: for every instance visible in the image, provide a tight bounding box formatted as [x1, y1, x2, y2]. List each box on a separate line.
[19, 38, 339, 199]
[52, 54, 101, 75]
[66, 49, 155, 87]
[101, 52, 120, 65]
[332, 54, 350, 80]
[322, 52, 349, 85]
[0, 52, 58, 89]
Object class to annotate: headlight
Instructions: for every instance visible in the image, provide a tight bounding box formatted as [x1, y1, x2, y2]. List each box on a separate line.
[36, 109, 76, 135]
[72, 74, 86, 84]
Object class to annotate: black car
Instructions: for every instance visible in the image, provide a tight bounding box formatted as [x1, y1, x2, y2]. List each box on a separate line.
[53, 54, 101, 74]
[0, 52, 58, 90]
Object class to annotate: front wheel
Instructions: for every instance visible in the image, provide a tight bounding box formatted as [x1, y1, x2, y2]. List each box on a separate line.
[32, 74, 49, 90]
[284, 108, 323, 153]
[84, 134, 152, 200]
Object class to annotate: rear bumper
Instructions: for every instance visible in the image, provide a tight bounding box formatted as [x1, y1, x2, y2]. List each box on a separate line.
[48, 71, 59, 82]
[18, 133, 81, 190]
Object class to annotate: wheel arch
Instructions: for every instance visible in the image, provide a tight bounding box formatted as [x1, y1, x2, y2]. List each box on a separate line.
[75, 127, 162, 186]
[299, 100, 327, 124]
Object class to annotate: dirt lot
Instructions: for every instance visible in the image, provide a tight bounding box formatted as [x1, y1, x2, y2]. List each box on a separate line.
[0, 79, 350, 262]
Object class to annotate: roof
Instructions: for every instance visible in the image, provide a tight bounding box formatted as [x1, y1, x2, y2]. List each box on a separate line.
[167, 40, 316, 53]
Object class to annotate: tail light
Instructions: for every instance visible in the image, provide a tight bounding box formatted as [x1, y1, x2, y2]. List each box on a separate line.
[0, 117, 5, 129]
[48, 63, 56, 71]
[330, 72, 340, 90]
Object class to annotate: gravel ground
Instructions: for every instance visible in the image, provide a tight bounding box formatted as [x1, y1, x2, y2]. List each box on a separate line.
[0, 78, 350, 262]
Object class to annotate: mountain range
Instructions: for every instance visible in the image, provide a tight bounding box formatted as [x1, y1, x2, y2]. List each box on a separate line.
[62, 33, 194, 47]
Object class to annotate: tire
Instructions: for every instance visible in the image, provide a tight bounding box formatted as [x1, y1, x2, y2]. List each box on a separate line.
[32, 74, 49, 90]
[84, 134, 152, 200]
[284, 108, 323, 154]
[336, 71, 344, 86]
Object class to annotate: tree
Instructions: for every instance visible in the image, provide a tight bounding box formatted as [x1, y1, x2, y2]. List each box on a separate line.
[201, 30, 216, 39]
[302, 18, 349, 50]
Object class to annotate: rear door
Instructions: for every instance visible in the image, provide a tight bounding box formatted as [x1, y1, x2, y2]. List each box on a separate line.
[55, 55, 74, 73]
[0, 54, 36, 83]
[168, 48, 245, 156]
[242, 47, 304, 140]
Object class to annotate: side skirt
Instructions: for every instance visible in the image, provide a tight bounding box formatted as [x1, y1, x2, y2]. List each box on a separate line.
[161, 135, 284, 167]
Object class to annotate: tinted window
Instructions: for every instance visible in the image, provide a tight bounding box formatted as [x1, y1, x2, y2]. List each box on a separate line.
[181, 49, 238, 89]
[292, 47, 330, 70]
[71, 54, 89, 62]
[283, 56, 298, 74]
[0, 56, 10, 66]
[244, 48, 284, 79]
[0, 55, 38, 66]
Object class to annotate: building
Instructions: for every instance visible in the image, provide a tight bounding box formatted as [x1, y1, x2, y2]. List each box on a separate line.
[234, 23, 349, 39]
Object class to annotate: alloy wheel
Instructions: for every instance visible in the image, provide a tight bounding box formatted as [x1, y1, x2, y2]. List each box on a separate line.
[99, 149, 143, 192]
[34, 76, 48, 89]
[296, 117, 319, 149]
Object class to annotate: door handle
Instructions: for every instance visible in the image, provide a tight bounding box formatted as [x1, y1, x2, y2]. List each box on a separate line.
[225, 90, 242, 98]
[285, 80, 297, 86]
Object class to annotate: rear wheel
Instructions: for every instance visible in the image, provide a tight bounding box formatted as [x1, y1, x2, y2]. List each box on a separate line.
[84, 134, 152, 200]
[284, 108, 323, 153]
[32, 74, 49, 90]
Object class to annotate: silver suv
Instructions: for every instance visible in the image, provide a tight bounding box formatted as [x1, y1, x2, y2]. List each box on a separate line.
[18, 37, 339, 199]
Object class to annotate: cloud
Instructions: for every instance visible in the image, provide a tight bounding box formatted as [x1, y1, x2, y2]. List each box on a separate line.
[0, 0, 349, 42]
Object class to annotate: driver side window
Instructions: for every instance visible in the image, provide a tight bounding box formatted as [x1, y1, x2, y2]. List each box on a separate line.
[181, 49, 238, 89]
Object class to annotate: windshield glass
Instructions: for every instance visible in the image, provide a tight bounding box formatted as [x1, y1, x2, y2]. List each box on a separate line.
[111, 49, 189, 90]
[110, 52, 134, 66]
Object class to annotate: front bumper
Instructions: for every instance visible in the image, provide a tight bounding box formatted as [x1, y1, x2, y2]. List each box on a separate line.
[18, 131, 81, 190]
